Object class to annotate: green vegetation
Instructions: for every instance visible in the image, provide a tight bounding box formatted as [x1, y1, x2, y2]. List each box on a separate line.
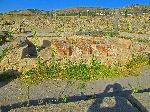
[125, 55, 149, 75]
[89, 58, 122, 79]
[128, 84, 144, 94]
[0, 48, 9, 62]
[59, 95, 69, 103]
[131, 86, 143, 94]
[30, 26, 36, 37]
[78, 82, 86, 90]
[103, 31, 119, 37]
[75, 30, 119, 37]
[45, 55, 60, 78]
[0, 31, 13, 45]
[21, 53, 149, 83]
[62, 60, 90, 80]
[134, 38, 150, 46]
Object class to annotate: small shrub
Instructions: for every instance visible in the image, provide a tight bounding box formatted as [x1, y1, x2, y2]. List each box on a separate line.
[30, 27, 36, 37]
[129, 85, 144, 94]
[25, 69, 35, 77]
[125, 55, 148, 69]
[59, 95, 68, 103]
[62, 60, 90, 80]
[131, 87, 141, 94]
[95, 41, 102, 44]
[0, 48, 9, 62]
[90, 58, 122, 79]
[0, 31, 13, 44]
[46, 58, 60, 78]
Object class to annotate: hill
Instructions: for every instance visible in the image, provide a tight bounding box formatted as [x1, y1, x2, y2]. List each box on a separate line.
[5, 4, 150, 16]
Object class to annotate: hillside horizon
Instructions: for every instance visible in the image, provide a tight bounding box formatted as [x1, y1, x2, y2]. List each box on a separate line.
[1, 4, 150, 13]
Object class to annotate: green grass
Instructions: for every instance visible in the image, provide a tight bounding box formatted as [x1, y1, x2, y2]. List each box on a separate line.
[30, 26, 36, 37]
[0, 49, 149, 83]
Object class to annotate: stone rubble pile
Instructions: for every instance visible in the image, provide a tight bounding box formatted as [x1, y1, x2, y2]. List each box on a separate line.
[0, 36, 37, 73]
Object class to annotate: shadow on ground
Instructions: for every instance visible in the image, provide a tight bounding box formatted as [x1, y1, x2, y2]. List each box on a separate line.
[20, 39, 37, 59]
[1, 82, 150, 112]
[0, 69, 20, 88]
[87, 83, 149, 112]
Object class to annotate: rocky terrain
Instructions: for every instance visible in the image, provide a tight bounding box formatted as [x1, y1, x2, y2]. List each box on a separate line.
[0, 14, 150, 35]
[0, 4, 150, 112]
[0, 5, 150, 35]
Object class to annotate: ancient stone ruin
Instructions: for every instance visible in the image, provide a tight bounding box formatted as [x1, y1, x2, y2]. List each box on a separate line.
[0, 33, 150, 74]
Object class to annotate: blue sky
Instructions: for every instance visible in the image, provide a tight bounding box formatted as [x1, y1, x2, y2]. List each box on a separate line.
[0, 0, 150, 12]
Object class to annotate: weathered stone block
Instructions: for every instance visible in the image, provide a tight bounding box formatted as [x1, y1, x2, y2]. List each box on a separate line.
[41, 40, 51, 49]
